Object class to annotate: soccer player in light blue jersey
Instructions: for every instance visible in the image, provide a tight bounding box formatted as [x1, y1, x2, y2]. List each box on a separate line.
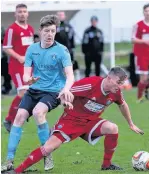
[1, 15, 74, 172]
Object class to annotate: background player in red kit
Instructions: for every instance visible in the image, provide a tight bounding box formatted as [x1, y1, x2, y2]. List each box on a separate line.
[132, 3, 149, 102]
[8, 67, 144, 173]
[3, 4, 34, 131]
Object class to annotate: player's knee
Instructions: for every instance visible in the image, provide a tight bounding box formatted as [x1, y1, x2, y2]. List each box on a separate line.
[140, 75, 148, 83]
[13, 112, 27, 126]
[110, 123, 118, 134]
[44, 140, 61, 154]
[32, 108, 46, 124]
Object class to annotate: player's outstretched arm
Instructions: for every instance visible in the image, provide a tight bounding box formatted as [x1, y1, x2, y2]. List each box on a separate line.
[119, 101, 144, 135]
[23, 67, 40, 85]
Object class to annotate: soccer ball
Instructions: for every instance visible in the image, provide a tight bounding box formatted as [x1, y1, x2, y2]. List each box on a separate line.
[132, 151, 149, 171]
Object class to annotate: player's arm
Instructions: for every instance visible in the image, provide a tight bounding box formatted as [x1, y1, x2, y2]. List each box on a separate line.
[115, 90, 144, 135]
[23, 46, 39, 85]
[131, 24, 149, 45]
[58, 48, 74, 102]
[3, 28, 25, 63]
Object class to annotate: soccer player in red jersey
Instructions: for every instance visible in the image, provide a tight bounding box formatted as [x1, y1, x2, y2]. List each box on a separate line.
[3, 4, 34, 131]
[132, 3, 149, 102]
[7, 67, 143, 173]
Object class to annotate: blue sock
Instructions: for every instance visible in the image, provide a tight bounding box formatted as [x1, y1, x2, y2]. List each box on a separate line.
[7, 126, 22, 160]
[37, 122, 50, 145]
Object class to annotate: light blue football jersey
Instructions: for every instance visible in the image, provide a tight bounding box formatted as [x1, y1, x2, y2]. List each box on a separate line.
[24, 41, 72, 92]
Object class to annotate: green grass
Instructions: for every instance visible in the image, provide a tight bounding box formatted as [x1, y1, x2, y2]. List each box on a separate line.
[1, 89, 149, 174]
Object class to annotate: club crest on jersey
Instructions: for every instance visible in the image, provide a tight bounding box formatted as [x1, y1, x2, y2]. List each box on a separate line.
[51, 54, 57, 60]
[57, 124, 63, 129]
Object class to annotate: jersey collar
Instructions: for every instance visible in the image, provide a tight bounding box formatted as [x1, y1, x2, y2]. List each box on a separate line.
[15, 21, 28, 30]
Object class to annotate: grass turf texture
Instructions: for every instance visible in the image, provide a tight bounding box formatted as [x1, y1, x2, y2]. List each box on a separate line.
[1, 89, 149, 174]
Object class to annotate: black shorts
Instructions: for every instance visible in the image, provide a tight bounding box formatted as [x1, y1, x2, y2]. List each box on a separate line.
[19, 88, 60, 116]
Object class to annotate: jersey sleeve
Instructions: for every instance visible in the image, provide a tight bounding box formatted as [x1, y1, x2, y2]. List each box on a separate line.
[3, 27, 15, 49]
[61, 47, 72, 68]
[24, 46, 33, 67]
[114, 90, 125, 105]
[70, 77, 97, 97]
[132, 23, 141, 39]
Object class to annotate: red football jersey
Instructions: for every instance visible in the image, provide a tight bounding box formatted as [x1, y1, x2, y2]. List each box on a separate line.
[132, 20, 149, 57]
[3, 22, 34, 74]
[65, 76, 124, 120]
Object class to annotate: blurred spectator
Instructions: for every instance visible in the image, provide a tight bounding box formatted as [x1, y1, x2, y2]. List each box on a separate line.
[2, 4, 34, 132]
[82, 16, 104, 77]
[1, 26, 12, 94]
[56, 11, 80, 80]
[34, 34, 40, 43]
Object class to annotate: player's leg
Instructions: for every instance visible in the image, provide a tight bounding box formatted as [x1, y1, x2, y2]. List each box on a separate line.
[14, 135, 63, 173]
[1, 109, 29, 172]
[32, 92, 60, 170]
[135, 56, 149, 102]
[1, 92, 36, 172]
[14, 112, 85, 173]
[138, 74, 148, 101]
[3, 72, 29, 132]
[81, 119, 122, 170]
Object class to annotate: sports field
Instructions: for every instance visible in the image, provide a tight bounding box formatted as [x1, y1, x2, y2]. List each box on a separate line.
[1, 89, 149, 174]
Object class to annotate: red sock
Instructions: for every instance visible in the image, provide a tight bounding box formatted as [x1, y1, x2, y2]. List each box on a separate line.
[5, 96, 21, 123]
[15, 147, 47, 173]
[102, 134, 118, 168]
[137, 82, 147, 99]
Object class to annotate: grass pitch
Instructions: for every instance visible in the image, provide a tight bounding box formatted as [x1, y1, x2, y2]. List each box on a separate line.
[1, 89, 149, 174]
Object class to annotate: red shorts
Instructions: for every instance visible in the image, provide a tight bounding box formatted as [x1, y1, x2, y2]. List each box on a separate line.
[10, 70, 29, 91]
[135, 55, 149, 74]
[52, 113, 107, 145]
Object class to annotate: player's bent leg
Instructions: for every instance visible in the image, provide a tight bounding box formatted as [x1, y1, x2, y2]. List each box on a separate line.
[13, 135, 63, 173]
[100, 121, 122, 170]
[32, 102, 53, 170]
[1, 109, 29, 172]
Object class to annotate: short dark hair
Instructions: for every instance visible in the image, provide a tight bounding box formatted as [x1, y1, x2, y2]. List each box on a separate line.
[16, 4, 27, 9]
[109, 66, 127, 81]
[34, 34, 39, 39]
[143, 3, 149, 10]
[40, 15, 60, 29]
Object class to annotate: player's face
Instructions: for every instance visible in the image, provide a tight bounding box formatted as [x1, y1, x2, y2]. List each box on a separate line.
[91, 20, 98, 27]
[144, 7, 149, 19]
[57, 12, 66, 21]
[39, 25, 57, 46]
[15, 7, 28, 23]
[108, 75, 125, 93]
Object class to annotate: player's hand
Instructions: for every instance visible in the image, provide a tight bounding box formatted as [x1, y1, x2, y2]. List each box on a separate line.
[27, 76, 40, 85]
[58, 88, 74, 103]
[63, 101, 74, 110]
[60, 95, 73, 110]
[17, 56, 25, 64]
[129, 123, 144, 135]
